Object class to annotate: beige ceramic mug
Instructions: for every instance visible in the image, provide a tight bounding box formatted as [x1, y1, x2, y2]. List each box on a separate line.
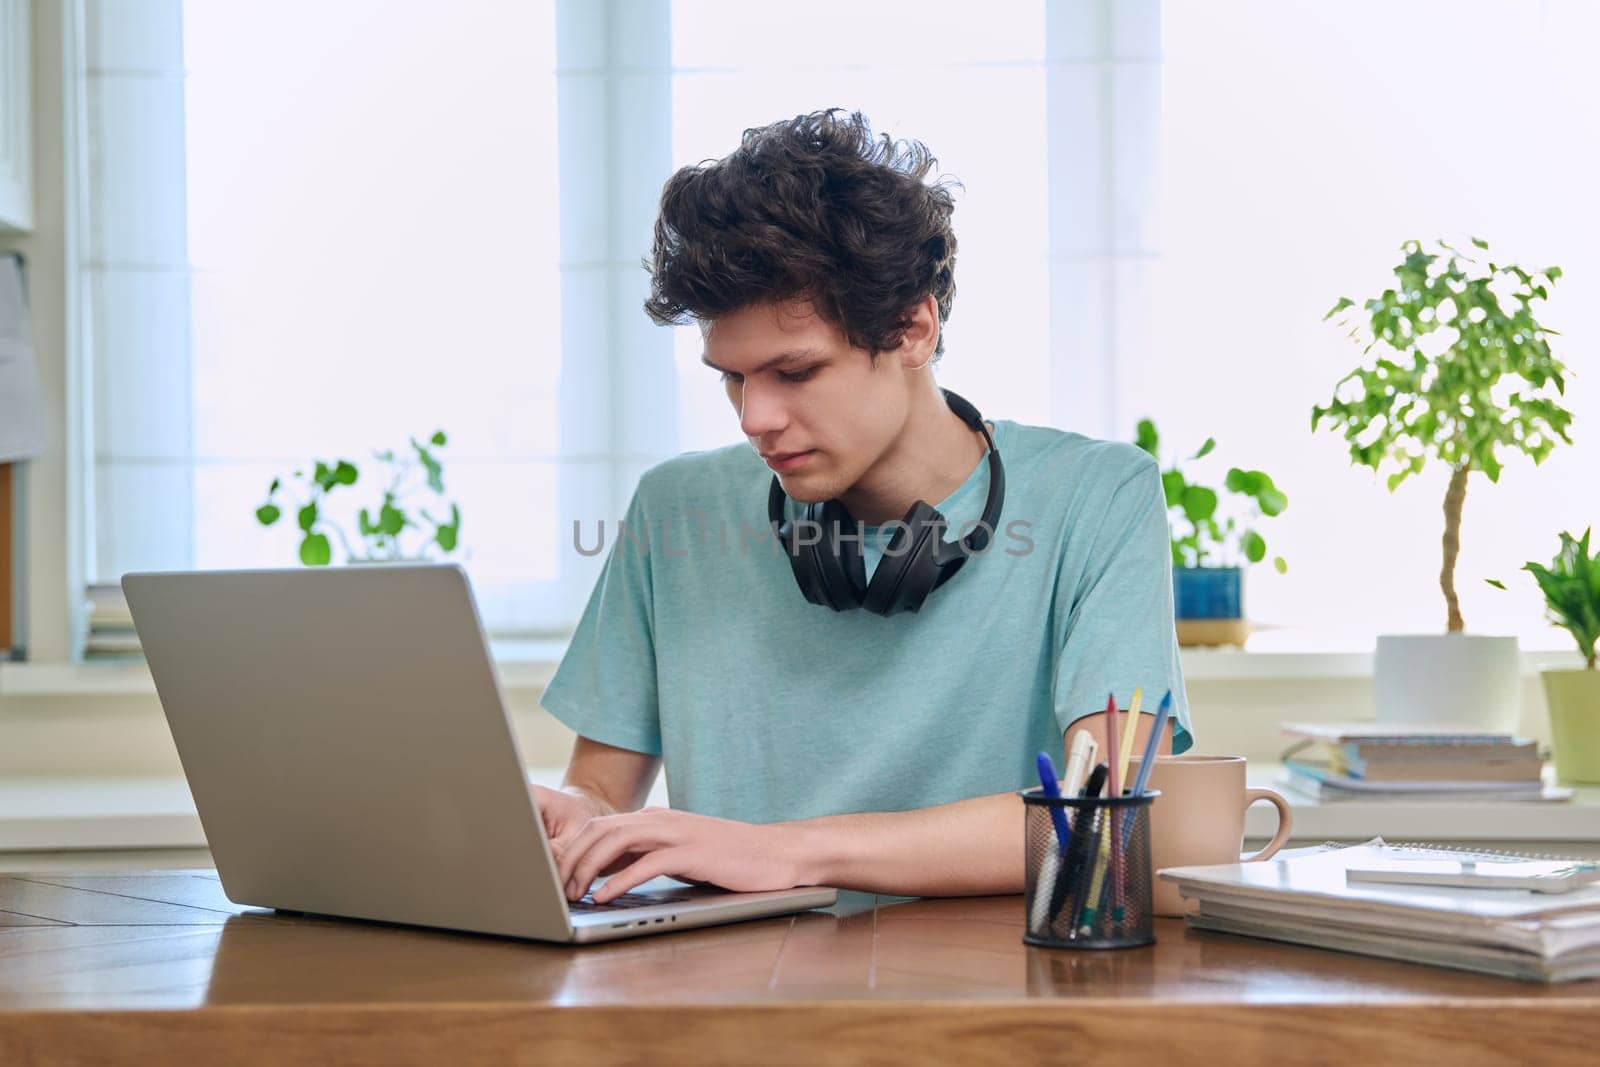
[1127, 754, 1293, 917]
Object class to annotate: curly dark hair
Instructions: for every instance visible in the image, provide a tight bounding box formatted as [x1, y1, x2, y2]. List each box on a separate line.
[643, 109, 959, 360]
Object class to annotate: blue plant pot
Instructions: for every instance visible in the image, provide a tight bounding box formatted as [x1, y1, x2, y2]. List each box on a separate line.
[1173, 567, 1242, 620]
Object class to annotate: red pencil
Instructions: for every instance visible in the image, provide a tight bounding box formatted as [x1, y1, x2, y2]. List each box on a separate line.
[1104, 693, 1125, 925]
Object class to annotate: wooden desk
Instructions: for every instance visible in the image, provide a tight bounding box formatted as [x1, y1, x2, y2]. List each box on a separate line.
[2, 871, 1596, 1065]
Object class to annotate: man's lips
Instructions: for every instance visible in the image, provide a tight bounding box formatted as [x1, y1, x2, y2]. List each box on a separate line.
[761, 450, 816, 472]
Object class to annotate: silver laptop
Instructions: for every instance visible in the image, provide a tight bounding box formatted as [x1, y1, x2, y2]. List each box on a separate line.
[122, 563, 836, 943]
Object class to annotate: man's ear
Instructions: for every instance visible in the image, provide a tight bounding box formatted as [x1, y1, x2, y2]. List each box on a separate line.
[895, 294, 940, 370]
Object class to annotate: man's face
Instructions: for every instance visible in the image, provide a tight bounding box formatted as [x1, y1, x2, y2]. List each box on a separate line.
[701, 299, 910, 504]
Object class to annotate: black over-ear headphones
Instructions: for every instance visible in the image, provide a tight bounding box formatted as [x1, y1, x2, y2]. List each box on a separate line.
[767, 389, 1006, 616]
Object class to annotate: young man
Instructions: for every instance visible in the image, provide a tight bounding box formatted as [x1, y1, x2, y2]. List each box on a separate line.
[536, 109, 1192, 904]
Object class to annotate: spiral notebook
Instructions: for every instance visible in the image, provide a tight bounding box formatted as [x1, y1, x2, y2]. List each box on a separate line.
[1159, 839, 1600, 982]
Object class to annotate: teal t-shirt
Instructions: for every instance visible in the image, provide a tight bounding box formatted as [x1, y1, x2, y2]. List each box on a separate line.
[540, 419, 1193, 824]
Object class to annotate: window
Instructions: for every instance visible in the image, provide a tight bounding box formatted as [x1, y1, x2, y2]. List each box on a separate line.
[82, 0, 1157, 650]
[88, 0, 567, 635]
[1151, 0, 1600, 646]
[668, 1, 1053, 450]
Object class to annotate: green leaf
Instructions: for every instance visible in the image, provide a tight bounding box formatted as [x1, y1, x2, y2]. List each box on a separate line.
[1324, 297, 1355, 321]
[1273, 556, 1288, 575]
[313, 461, 336, 491]
[1485, 578, 1507, 590]
[357, 507, 376, 537]
[1225, 468, 1249, 493]
[436, 521, 458, 552]
[1257, 488, 1288, 516]
[333, 460, 358, 485]
[1181, 485, 1218, 522]
[1134, 418, 1159, 456]
[1241, 529, 1266, 563]
[430, 430, 448, 447]
[1192, 437, 1217, 460]
[379, 502, 406, 537]
[297, 502, 318, 532]
[1470, 236, 1489, 250]
[255, 504, 281, 526]
[1132, 419, 1158, 457]
[1161, 469, 1186, 507]
[299, 533, 332, 566]
[268, 477, 280, 495]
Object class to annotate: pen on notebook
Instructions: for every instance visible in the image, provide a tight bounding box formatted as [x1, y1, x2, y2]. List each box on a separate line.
[1030, 752, 1071, 935]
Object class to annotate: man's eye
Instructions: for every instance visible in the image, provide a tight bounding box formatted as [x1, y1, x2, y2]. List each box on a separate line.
[719, 371, 743, 384]
[779, 367, 818, 383]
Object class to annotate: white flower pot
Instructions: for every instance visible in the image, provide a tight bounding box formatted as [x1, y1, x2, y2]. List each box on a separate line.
[1373, 634, 1521, 732]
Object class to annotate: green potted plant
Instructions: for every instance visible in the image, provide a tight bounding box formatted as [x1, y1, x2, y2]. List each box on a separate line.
[1134, 419, 1288, 648]
[255, 431, 462, 566]
[1314, 238, 1573, 730]
[1491, 530, 1600, 782]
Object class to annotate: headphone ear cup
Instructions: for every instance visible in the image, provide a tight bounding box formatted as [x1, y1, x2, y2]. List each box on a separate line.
[813, 498, 867, 609]
[861, 502, 946, 616]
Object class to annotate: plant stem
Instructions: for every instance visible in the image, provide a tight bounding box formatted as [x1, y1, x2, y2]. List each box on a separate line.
[1441, 465, 1469, 633]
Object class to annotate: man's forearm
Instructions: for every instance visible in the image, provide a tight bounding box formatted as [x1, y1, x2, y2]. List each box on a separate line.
[561, 736, 661, 815]
[779, 711, 1171, 896]
[783, 790, 1024, 897]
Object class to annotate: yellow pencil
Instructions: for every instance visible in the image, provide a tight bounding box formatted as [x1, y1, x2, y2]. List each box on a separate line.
[1081, 688, 1143, 934]
[1117, 687, 1143, 788]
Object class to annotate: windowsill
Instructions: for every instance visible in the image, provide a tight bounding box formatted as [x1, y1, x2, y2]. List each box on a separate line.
[0, 640, 562, 699]
[1, 643, 1589, 699]
[3, 765, 1594, 853]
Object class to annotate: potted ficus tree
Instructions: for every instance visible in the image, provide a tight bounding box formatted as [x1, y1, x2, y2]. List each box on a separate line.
[1314, 238, 1574, 729]
[1490, 530, 1600, 782]
[1135, 419, 1288, 648]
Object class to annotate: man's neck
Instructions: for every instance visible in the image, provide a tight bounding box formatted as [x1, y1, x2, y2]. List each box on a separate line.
[835, 386, 990, 525]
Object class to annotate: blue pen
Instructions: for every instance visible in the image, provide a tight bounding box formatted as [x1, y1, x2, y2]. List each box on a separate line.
[1035, 752, 1072, 854]
[1128, 690, 1174, 798]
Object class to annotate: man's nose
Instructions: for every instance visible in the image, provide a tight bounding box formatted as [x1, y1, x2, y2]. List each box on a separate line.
[737, 379, 788, 441]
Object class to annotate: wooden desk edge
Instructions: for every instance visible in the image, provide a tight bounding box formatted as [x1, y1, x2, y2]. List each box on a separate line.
[3, 999, 1597, 1065]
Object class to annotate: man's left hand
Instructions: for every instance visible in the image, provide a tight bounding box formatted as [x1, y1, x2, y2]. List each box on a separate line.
[555, 807, 807, 903]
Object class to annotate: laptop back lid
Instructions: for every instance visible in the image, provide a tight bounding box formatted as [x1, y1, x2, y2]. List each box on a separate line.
[123, 564, 574, 941]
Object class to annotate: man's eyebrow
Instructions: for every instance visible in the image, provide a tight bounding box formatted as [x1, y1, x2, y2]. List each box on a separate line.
[699, 348, 825, 375]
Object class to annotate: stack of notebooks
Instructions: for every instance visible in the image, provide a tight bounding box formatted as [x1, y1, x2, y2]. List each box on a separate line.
[83, 583, 143, 660]
[1160, 839, 1600, 982]
[1279, 722, 1571, 802]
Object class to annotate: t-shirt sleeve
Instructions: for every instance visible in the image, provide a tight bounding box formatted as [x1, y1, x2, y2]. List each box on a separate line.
[538, 482, 662, 756]
[1051, 454, 1194, 753]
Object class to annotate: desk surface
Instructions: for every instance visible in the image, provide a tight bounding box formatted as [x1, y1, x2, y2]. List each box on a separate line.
[2, 871, 1598, 1065]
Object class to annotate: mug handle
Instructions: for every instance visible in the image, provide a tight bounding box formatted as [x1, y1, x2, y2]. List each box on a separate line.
[1239, 787, 1293, 862]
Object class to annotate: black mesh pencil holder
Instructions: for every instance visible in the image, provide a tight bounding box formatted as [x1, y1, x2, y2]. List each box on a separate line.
[1020, 788, 1159, 950]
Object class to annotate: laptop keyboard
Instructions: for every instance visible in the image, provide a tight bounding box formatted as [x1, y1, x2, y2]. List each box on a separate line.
[568, 891, 690, 913]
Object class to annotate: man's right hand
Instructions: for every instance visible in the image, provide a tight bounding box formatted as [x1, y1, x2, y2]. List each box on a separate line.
[530, 785, 607, 862]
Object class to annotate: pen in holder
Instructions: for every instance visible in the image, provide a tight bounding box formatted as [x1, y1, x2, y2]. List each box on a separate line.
[1020, 788, 1159, 950]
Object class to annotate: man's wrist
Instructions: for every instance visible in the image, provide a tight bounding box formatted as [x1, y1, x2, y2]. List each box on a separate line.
[562, 783, 617, 818]
[777, 818, 848, 887]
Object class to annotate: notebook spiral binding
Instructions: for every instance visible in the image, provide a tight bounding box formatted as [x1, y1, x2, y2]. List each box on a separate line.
[1316, 839, 1595, 864]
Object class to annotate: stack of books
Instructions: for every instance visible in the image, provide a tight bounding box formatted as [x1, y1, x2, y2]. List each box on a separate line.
[83, 584, 142, 660]
[1160, 839, 1600, 982]
[1279, 722, 1567, 802]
